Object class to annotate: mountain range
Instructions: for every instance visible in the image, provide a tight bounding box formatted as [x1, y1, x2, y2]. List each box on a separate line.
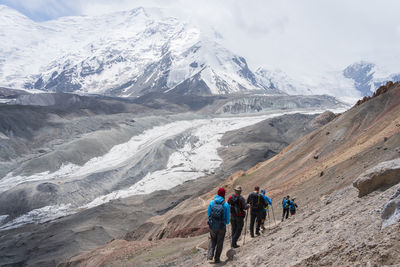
[1, 5, 399, 101]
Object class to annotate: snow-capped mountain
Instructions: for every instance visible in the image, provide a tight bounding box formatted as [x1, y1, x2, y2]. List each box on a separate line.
[343, 61, 400, 96]
[255, 68, 312, 95]
[0, 5, 273, 97]
[1, 5, 398, 100]
[256, 61, 400, 103]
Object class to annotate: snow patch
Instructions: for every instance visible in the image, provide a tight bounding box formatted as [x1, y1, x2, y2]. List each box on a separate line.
[0, 132, 9, 139]
[0, 204, 71, 231]
[0, 215, 8, 224]
[382, 208, 400, 229]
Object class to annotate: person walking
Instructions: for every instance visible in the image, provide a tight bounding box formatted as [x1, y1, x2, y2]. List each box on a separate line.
[207, 187, 230, 263]
[246, 186, 266, 237]
[228, 185, 249, 248]
[289, 197, 298, 216]
[260, 189, 272, 232]
[281, 195, 290, 221]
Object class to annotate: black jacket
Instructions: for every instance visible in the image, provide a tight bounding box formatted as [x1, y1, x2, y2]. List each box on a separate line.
[247, 191, 266, 211]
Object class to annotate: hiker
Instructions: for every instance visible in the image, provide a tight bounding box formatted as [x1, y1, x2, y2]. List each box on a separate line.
[281, 195, 290, 221]
[246, 186, 266, 237]
[260, 189, 272, 231]
[228, 185, 249, 248]
[289, 197, 298, 216]
[207, 187, 230, 263]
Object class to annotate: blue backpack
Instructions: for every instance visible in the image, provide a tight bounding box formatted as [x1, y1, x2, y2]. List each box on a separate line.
[208, 201, 225, 230]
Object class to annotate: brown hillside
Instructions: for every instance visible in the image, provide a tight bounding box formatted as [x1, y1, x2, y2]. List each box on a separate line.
[59, 82, 400, 266]
[128, 81, 400, 242]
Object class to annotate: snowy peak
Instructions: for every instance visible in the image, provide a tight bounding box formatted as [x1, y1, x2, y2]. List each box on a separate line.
[0, 6, 274, 97]
[343, 61, 400, 96]
[0, 4, 32, 24]
[255, 61, 400, 103]
[343, 61, 375, 96]
[2, 6, 398, 100]
[255, 67, 314, 95]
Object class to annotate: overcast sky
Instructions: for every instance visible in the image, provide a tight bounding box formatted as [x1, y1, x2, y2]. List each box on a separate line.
[1, 0, 400, 77]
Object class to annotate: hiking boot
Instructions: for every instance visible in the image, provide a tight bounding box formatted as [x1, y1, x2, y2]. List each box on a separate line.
[232, 244, 240, 248]
[256, 231, 260, 236]
[207, 255, 213, 261]
[214, 259, 221, 263]
[250, 234, 255, 238]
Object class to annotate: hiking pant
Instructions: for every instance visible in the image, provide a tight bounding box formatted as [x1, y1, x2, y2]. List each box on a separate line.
[231, 216, 244, 246]
[290, 209, 296, 215]
[282, 208, 289, 220]
[208, 227, 226, 261]
[249, 209, 262, 236]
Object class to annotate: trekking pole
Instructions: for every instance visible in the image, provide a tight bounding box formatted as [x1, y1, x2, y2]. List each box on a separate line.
[271, 204, 276, 226]
[243, 210, 248, 246]
[226, 225, 235, 260]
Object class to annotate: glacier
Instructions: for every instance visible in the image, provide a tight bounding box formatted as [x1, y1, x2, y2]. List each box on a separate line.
[0, 108, 346, 230]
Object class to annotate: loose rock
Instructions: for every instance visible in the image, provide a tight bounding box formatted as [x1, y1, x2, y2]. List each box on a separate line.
[353, 159, 400, 197]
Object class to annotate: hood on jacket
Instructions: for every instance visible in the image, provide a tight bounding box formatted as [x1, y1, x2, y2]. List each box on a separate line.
[214, 195, 225, 204]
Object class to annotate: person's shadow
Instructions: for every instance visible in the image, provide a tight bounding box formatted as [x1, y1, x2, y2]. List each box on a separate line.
[210, 261, 228, 265]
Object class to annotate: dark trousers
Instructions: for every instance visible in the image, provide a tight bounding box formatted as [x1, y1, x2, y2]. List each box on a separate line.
[290, 209, 296, 215]
[231, 216, 244, 246]
[208, 228, 226, 261]
[249, 209, 262, 236]
[282, 208, 289, 219]
[261, 210, 267, 228]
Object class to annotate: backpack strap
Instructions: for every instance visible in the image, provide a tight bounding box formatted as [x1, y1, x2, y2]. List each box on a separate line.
[237, 195, 242, 216]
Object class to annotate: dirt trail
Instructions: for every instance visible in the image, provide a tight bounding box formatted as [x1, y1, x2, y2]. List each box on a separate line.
[171, 185, 400, 267]
[60, 183, 400, 266]
[197, 197, 206, 207]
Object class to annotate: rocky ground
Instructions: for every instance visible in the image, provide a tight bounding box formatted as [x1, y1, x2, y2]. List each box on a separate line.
[56, 82, 400, 266]
[59, 183, 400, 267]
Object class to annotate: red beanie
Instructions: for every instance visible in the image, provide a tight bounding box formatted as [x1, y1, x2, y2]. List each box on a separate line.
[217, 187, 225, 198]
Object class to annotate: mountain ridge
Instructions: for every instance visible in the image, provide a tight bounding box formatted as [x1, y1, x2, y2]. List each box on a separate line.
[0, 6, 277, 97]
[1, 6, 399, 101]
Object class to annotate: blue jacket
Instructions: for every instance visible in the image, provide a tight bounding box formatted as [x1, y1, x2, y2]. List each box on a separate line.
[282, 198, 289, 209]
[208, 195, 230, 225]
[289, 200, 298, 211]
[260, 193, 272, 207]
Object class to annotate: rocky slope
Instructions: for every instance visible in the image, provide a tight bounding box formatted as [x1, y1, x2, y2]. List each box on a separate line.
[0, 86, 343, 266]
[57, 82, 400, 266]
[0, 113, 321, 266]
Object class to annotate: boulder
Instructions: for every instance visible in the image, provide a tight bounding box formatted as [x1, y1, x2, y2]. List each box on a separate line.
[309, 111, 336, 129]
[353, 158, 400, 197]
